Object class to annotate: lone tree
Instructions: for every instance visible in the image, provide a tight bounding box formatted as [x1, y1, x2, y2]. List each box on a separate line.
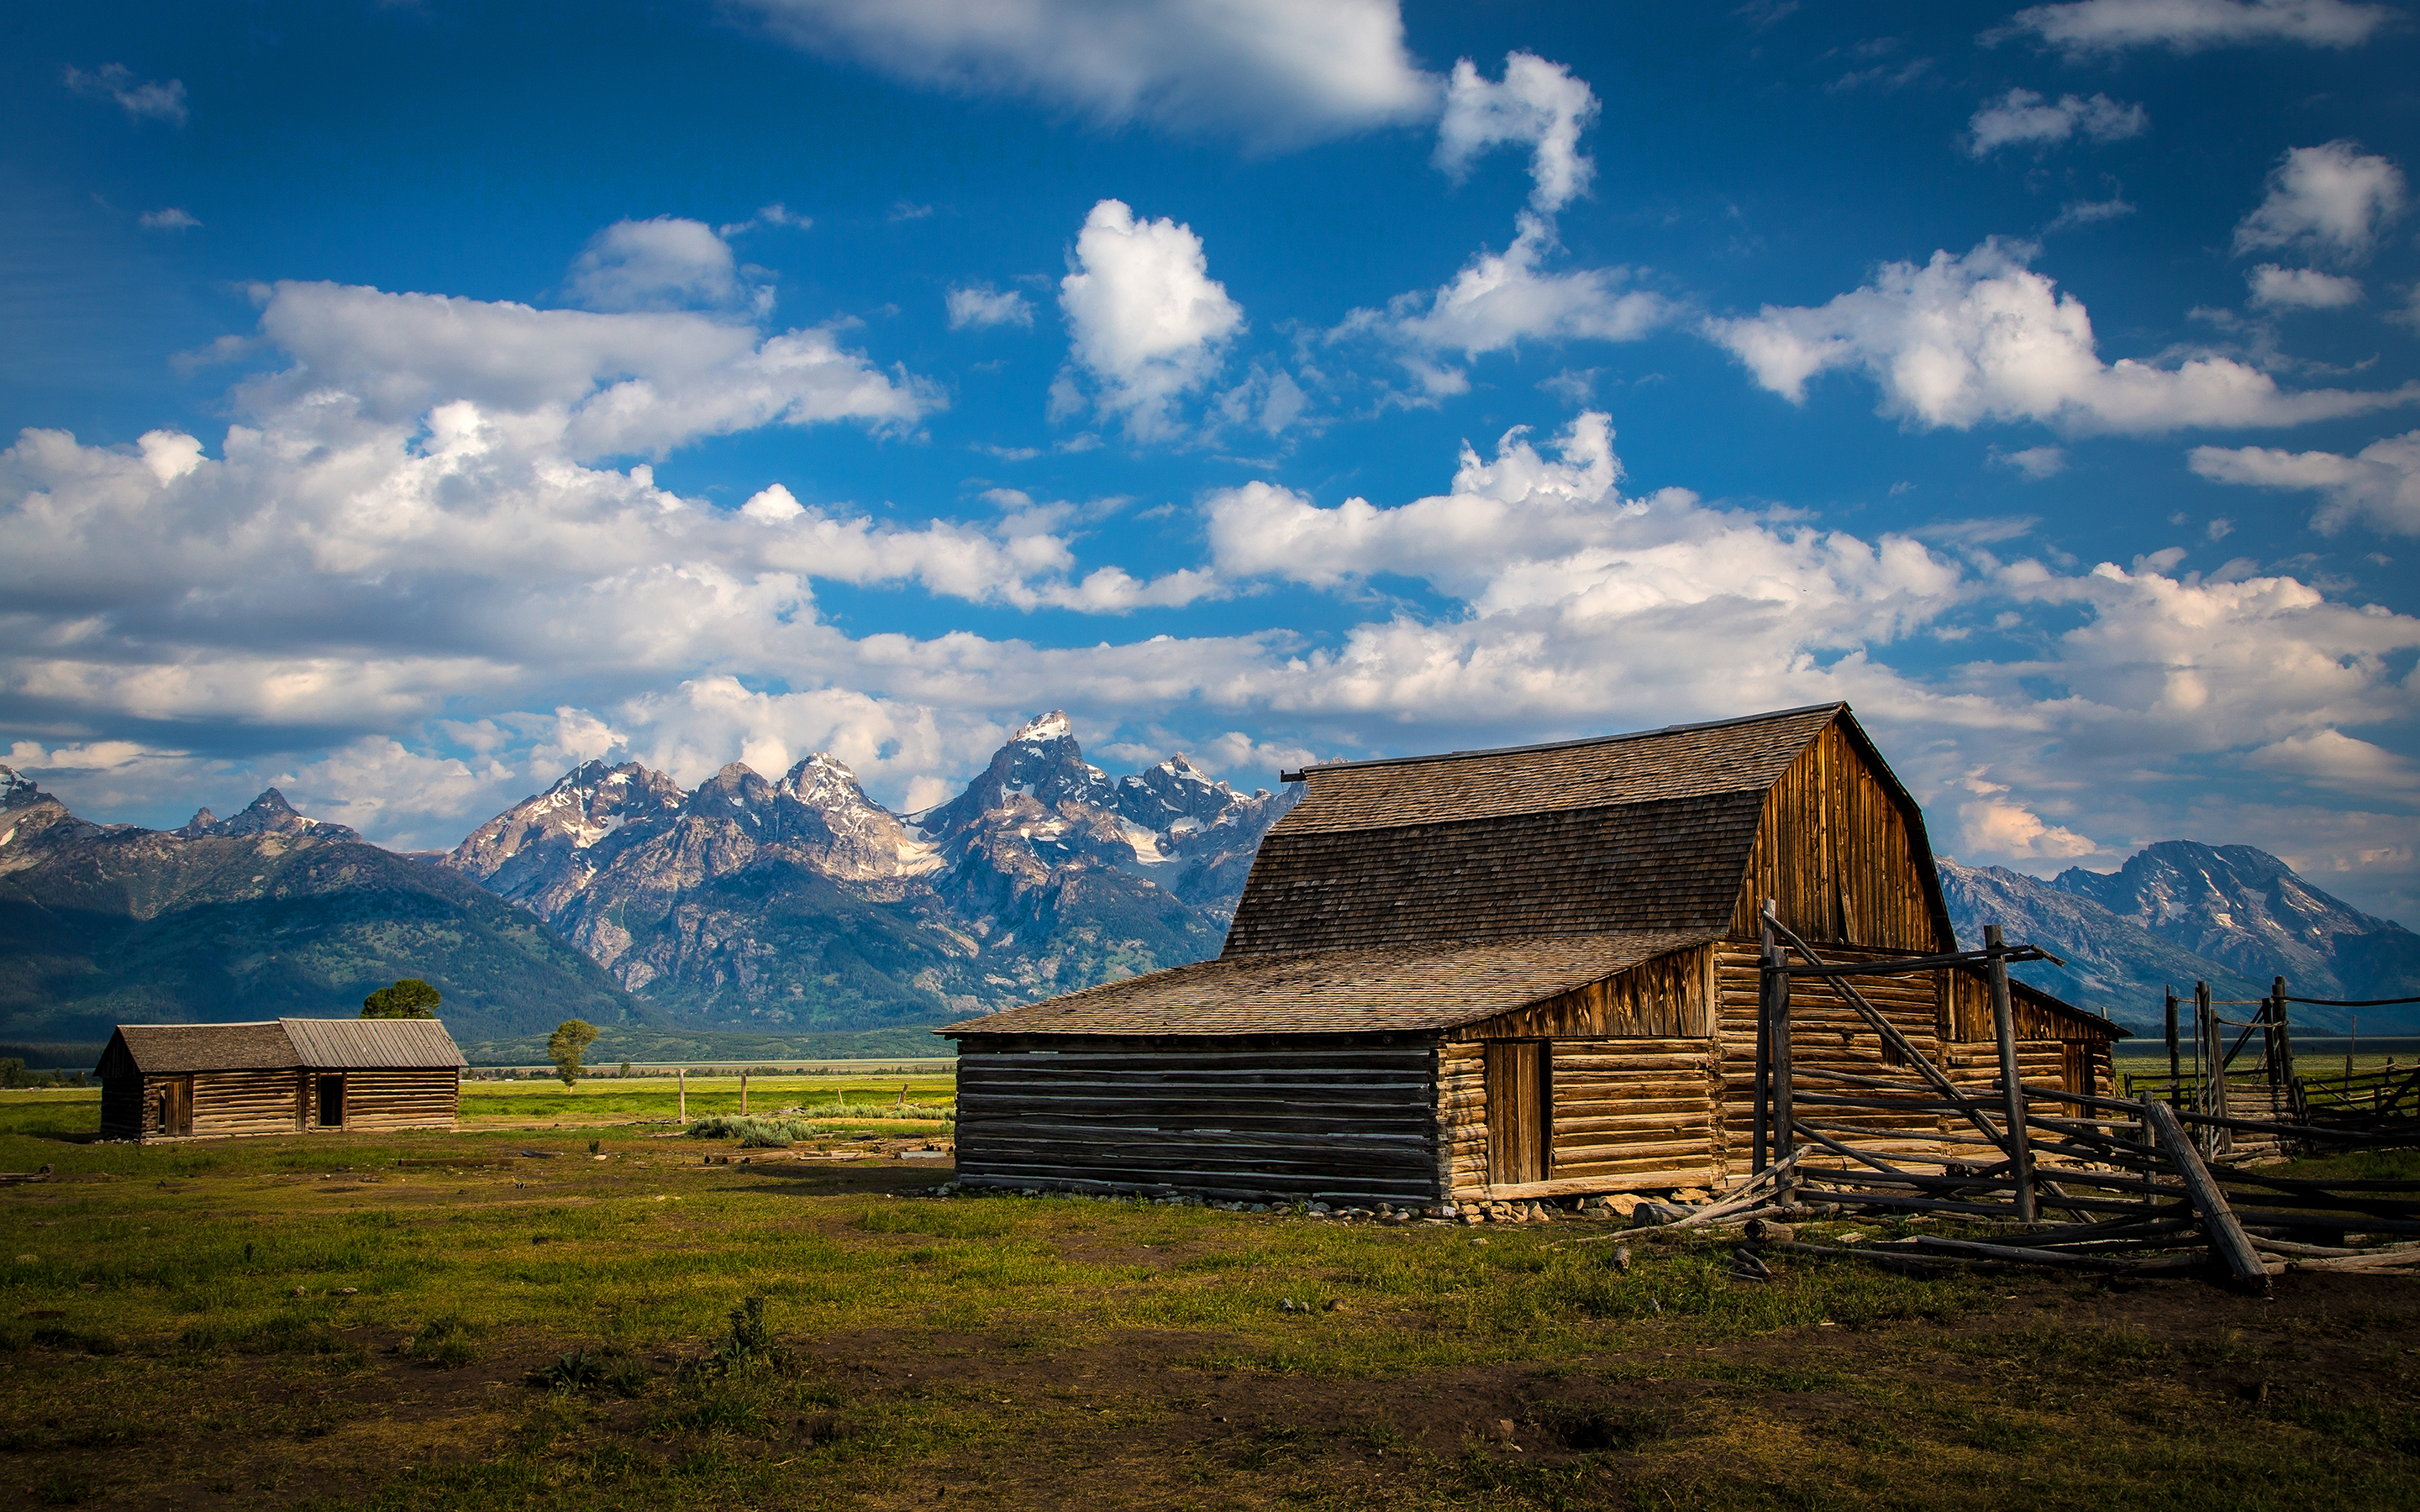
[362, 978, 441, 1019]
[548, 1020, 599, 1086]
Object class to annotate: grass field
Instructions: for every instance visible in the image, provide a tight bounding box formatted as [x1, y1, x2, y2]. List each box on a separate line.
[3, 1083, 2419, 1509]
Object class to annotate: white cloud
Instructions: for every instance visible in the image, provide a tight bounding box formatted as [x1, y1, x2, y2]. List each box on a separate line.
[2247, 264, 2365, 309]
[252, 278, 933, 459]
[1435, 52, 1598, 213]
[738, 0, 1439, 148]
[2190, 431, 2420, 535]
[2247, 728, 2420, 795]
[1992, 444, 2070, 479]
[2233, 141, 2408, 263]
[1991, 0, 2396, 55]
[566, 217, 758, 312]
[1956, 769, 2099, 858]
[62, 63, 188, 126]
[2046, 197, 2136, 233]
[717, 203, 811, 237]
[1704, 238, 2420, 433]
[1965, 88, 2147, 156]
[946, 285, 1034, 329]
[1056, 198, 1244, 438]
[1334, 213, 1670, 387]
[137, 207, 200, 231]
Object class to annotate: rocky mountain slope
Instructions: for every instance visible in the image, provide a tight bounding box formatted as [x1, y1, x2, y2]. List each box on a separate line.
[0, 770, 650, 1048]
[1943, 842, 2420, 1034]
[440, 712, 1297, 1031]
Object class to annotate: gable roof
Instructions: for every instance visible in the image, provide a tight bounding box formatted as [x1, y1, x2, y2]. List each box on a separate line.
[944, 930, 1718, 1038]
[1226, 703, 1958, 958]
[98, 1018, 466, 1076]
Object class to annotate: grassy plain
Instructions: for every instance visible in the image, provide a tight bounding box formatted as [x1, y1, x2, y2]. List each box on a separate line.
[3, 1082, 2418, 1510]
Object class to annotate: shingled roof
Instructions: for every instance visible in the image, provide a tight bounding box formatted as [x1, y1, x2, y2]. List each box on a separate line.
[945, 930, 1718, 1038]
[942, 703, 1970, 1042]
[1225, 704, 1906, 958]
[98, 1018, 467, 1076]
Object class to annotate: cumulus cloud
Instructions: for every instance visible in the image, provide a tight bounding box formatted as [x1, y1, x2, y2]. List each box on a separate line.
[2234, 141, 2408, 263]
[947, 285, 1034, 329]
[1435, 52, 1598, 213]
[1337, 215, 1670, 387]
[1991, 0, 2396, 55]
[566, 217, 760, 312]
[251, 279, 932, 459]
[1056, 198, 1244, 438]
[1956, 769, 2098, 858]
[1992, 444, 2070, 479]
[1965, 88, 2147, 156]
[2247, 264, 2365, 309]
[2190, 431, 2420, 535]
[62, 63, 188, 125]
[1703, 238, 2420, 433]
[737, 0, 1439, 148]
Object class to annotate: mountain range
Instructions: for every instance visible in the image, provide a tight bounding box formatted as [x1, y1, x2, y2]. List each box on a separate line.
[6, 711, 2415, 1057]
[0, 771, 650, 1051]
[437, 711, 1293, 1030]
[1940, 843, 2420, 1036]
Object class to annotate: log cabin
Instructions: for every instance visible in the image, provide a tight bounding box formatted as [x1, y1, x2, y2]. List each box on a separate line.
[97, 1017, 467, 1142]
[940, 703, 2124, 1206]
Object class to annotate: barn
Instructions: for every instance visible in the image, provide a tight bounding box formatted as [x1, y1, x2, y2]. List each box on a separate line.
[941, 703, 2124, 1207]
[97, 1017, 467, 1142]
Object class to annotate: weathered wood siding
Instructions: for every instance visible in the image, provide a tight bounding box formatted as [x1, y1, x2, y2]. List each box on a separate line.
[100, 1077, 145, 1140]
[1727, 722, 1946, 951]
[192, 1069, 307, 1138]
[953, 1040, 1439, 1204]
[331, 1069, 460, 1131]
[1439, 1036, 1722, 1200]
[1714, 941, 1946, 1163]
[1448, 944, 1713, 1041]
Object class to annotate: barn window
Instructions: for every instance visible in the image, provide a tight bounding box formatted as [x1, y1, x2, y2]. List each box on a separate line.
[317, 1074, 345, 1127]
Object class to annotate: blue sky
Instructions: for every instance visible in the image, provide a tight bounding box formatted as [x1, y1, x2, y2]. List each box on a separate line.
[5, 0, 2419, 919]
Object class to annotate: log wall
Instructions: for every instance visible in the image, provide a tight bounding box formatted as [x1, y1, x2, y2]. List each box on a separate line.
[1714, 941, 1947, 1167]
[332, 1069, 460, 1131]
[100, 1078, 145, 1140]
[1439, 1037, 1723, 1200]
[1726, 722, 1946, 952]
[192, 1069, 308, 1138]
[953, 1041, 1440, 1204]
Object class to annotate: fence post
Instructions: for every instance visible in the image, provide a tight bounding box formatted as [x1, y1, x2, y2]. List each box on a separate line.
[1985, 924, 2036, 1223]
[2164, 986, 2181, 1089]
[1754, 906, 1775, 1174]
[741, 1069, 750, 1116]
[1766, 933, 1793, 1166]
[2270, 977, 2295, 1089]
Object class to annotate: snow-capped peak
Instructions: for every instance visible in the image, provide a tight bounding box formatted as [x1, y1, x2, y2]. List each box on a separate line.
[1015, 711, 1073, 743]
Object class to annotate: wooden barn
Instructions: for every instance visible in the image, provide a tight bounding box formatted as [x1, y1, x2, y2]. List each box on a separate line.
[97, 1017, 467, 1142]
[941, 703, 2124, 1206]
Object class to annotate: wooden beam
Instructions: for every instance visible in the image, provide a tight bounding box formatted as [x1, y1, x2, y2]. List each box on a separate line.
[2141, 1096, 2270, 1291]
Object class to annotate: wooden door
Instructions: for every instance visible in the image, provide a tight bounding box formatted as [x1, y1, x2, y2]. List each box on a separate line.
[1486, 1042, 1550, 1185]
[159, 1076, 192, 1137]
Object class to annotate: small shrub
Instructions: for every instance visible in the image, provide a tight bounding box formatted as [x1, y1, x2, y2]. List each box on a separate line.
[527, 1347, 646, 1397]
[402, 1314, 480, 1368]
[684, 1116, 817, 1146]
[692, 1296, 794, 1378]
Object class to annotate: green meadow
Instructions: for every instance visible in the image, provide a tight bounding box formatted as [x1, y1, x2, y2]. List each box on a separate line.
[2, 1083, 2417, 1509]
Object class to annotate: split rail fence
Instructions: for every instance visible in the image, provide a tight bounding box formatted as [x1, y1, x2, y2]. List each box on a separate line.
[1733, 903, 2420, 1289]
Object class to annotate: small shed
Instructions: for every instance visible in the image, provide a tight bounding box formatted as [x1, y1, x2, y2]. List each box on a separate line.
[97, 1017, 467, 1142]
[941, 703, 2124, 1205]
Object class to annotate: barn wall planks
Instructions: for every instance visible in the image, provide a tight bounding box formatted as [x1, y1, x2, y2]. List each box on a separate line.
[954, 1042, 1441, 1203]
[1452, 946, 1713, 1041]
[100, 1078, 145, 1140]
[1726, 722, 1945, 953]
[336, 1070, 461, 1131]
[191, 1069, 308, 1138]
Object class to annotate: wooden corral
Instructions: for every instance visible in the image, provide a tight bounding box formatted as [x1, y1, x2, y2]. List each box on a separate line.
[944, 704, 2125, 1206]
[96, 1018, 467, 1142]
